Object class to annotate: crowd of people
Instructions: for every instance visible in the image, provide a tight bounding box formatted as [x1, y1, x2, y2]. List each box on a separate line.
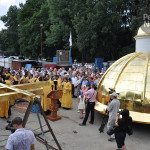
[0, 63, 103, 116]
[0, 62, 133, 150]
[0, 63, 102, 87]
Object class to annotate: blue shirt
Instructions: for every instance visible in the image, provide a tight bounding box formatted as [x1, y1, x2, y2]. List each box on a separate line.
[6, 128, 36, 150]
[87, 81, 94, 86]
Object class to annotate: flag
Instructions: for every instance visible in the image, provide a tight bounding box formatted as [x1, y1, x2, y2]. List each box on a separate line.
[69, 32, 72, 47]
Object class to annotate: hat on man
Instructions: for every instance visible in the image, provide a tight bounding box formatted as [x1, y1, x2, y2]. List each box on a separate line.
[110, 92, 118, 98]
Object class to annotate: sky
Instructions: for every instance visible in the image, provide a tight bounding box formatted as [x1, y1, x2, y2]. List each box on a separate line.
[0, 0, 26, 31]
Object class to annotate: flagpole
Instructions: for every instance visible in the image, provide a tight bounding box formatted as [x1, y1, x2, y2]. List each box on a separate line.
[69, 32, 72, 64]
[70, 45, 71, 64]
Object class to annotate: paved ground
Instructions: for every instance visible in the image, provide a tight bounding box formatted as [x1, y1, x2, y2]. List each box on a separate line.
[0, 98, 150, 150]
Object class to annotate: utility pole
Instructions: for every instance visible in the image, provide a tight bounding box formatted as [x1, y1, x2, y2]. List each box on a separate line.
[40, 24, 43, 59]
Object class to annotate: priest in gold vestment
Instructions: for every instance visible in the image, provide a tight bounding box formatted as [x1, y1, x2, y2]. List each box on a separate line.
[0, 76, 12, 118]
[61, 78, 72, 109]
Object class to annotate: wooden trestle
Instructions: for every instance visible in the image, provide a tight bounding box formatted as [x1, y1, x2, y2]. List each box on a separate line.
[0, 81, 62, 150]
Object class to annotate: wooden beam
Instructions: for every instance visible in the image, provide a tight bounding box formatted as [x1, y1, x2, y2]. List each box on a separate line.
[0, 83, 35, 102]
[0, 87, 16, 94]
[0, 81, 50, 102]
[0, 92, 37, 102]
[0, 92, 22, 102]
[0, 83, 35, 97]
[27, 88, 44, 95]
[13, 81, 50, 90]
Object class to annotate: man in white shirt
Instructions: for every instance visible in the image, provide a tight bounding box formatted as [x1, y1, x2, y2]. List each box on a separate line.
[6, 117, 36, 150]
[40, 68, 45, 76]
[71, 72, 77, 97]
[81, 76, 88, 88]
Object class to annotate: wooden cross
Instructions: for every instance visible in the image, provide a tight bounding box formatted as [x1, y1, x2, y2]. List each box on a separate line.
[0, 81, 62, 150]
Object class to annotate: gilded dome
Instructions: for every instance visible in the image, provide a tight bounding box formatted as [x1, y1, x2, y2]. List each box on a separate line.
[136, 24, 150, 37]
[96, 52, 150, 124]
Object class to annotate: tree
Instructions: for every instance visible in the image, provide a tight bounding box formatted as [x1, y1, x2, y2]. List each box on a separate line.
[45, 0, 76, 58]
[18, 0, 50, 58]
[0, 6, 20, 56]
[0, 0, 147, 62]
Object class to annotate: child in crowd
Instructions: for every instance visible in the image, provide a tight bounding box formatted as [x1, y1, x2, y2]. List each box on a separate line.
[78, 85, 87, 119]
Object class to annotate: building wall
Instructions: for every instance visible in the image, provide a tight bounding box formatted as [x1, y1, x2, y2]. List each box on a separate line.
[0, 57, 12, 68]
[135, 36, 150, 53]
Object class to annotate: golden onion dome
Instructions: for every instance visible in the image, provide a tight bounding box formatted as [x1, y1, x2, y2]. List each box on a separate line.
[95, 52, 150, 124]
[135, 24, 150, 37]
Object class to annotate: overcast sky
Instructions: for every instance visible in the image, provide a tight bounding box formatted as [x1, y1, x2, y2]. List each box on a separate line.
[0, 0, 26, 31]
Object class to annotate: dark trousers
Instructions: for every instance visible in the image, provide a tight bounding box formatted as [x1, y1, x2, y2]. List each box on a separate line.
[72, 84, 75, 97]
[115, 132, 126, 148]
[57, 99, 61, 108]
[8, 106, 11, 116]
[82, 102, 95, 125]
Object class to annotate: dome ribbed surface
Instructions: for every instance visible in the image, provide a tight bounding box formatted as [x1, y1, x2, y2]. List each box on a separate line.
[97, 52, 150, 114]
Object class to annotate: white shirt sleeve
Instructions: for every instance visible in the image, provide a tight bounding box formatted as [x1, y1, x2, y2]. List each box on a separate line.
[6, 135, 13, 150]
[30, 131, 36, 145]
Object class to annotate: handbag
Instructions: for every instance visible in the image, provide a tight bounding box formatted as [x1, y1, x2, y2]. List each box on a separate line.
[107, 126, 116, 135]
[126, 125, 133, 136]
[126, 117, 133, 136]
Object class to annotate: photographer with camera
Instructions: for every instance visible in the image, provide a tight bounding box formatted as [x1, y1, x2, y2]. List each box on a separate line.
[79, 84, 97, 126]
[6, 117, 36, 150]
[107, 92, 120, 141]
[114, 109, 133, 150]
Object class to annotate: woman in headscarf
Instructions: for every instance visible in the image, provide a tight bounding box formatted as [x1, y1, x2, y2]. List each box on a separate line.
[114, 109, 132, 150]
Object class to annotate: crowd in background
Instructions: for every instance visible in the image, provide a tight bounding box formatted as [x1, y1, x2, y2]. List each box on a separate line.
[0, 62, 104, 91]
[0, 62, 104, 115]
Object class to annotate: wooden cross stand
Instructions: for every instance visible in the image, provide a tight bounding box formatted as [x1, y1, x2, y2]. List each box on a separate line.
[47, 90, 63, 121]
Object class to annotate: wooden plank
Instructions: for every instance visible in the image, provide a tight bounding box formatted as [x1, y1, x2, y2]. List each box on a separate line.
[0, 87, 15, 94]
[13, 81, 50, 90]
[0, 83, 35, 97]
[0, 92, 35, 102]
[0, 92, 22, 102]
[27, 88, 44, 95]
[0, 82, 48, 101]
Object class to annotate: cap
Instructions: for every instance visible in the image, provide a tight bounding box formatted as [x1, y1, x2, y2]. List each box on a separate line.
[110, 92, 118, 97]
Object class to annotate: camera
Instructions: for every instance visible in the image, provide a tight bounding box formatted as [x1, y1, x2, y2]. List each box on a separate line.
[5, 120, 15, 133]
[108, 88, 119, 95]
[108, 88, 116, 94]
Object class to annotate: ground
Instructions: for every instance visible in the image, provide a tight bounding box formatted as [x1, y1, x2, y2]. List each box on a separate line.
[0, 98, 150, 150]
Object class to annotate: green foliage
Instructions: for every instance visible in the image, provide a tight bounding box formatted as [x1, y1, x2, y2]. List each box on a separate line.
[0, 6, 20, 56]
[0, 0, 148, 62]
[17, 0, 50, 58]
